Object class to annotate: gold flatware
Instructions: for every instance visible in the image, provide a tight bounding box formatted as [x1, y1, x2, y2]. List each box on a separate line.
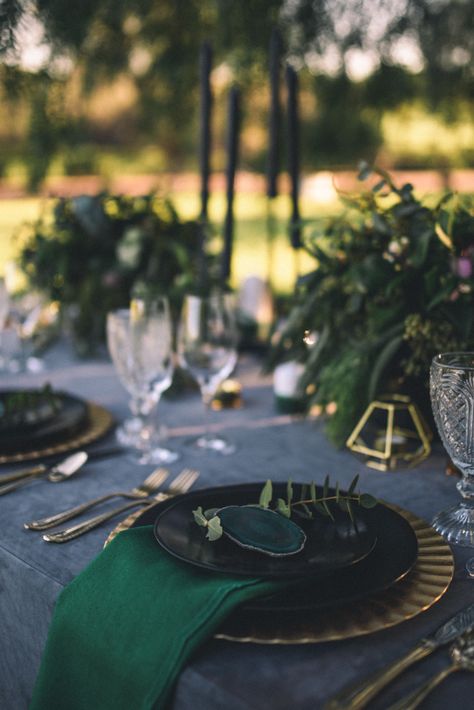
[325, 601, 474, 709]
[0, 446, 123, 486]
[42, 468, 199, 543]
[24, 467, 170, 530]
[386, 630, 474, 710]
[0, 452, 88, 496]
[0, 464, 48, 485]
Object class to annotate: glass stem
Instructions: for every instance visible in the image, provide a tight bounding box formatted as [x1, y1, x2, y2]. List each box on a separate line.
[130, 394, 156, 452]
[200, 388, 215, 442]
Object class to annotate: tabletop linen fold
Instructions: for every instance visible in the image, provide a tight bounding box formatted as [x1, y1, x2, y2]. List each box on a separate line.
[30, 525, 284, 710]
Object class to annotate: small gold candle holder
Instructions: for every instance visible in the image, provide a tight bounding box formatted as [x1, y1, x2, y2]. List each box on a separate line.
[211, 379, 243, 410]
[346, 394, 432, 471]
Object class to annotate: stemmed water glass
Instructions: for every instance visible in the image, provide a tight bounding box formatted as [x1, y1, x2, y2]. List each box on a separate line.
[106, 296, 179, 465]
[430, 352, 474, 546]
[178, 293, 238, 454]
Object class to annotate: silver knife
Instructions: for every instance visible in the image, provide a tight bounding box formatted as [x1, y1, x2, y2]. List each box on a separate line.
[325, 602, 474, 710]
[0, 451, 88, 496]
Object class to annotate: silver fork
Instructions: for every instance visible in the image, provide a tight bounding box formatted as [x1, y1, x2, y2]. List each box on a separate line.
[24, 468, 170, 531]
[42, 468, 199, 543]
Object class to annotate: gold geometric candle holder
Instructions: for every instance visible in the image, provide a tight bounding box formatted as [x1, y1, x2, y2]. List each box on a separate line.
[346, 394, 432, 471]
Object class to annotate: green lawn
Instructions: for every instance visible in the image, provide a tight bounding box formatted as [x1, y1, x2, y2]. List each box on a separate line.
[0, 192, 331, 293]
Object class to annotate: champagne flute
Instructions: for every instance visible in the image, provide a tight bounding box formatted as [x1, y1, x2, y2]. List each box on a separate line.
[106, 296, 178, 465]
[178, 293, 238, 454]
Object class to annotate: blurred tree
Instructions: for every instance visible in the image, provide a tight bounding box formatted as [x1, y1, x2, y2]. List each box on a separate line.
[0, 0, 472, 188]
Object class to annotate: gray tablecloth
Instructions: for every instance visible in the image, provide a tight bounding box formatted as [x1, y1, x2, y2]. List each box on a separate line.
[0, 346, 472, 709]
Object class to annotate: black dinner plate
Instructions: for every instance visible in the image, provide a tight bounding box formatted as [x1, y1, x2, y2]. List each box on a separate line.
[0, 390, 89, 454]
[153, 483, 377, 579]
[132, 483, 418, 611]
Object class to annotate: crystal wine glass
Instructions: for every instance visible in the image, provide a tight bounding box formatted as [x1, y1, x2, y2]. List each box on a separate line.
[178, 293, 238, 454]
[430, 352, 474, 546]
[106, 297, 178, 465]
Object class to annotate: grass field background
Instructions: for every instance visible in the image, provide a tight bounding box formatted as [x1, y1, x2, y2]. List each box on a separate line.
[0, 191, 331, 293]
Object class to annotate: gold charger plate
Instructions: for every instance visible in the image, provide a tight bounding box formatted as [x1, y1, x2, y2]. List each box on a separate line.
[107, 504, 453, 645]
[0, 403, 114, 464]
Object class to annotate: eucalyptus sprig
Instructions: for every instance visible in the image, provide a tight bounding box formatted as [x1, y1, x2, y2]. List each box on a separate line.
[258, 474, 377, 523]
[192, 475, 378, 542]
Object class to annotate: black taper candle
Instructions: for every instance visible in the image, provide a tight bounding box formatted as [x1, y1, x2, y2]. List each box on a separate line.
[199, 42, 213, 221]
[221, 85, 240, 285]
[267, 28, 281, 199]
[286, 64, 301, 250]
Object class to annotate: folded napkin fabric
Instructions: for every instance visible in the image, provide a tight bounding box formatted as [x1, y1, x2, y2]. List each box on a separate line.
[30, 526, 283, 710]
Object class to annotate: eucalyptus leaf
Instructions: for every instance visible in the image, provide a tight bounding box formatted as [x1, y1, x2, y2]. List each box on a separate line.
[277, 498, 291, 518]
[299, 502, 313, 519]
[192, 507, 207, 527]
[322, 500, 335, 521]
[312, 501, 330, 516]
[259, 480, 273, 509]
[348, 474, 359, 495]
[359, 493, 378, 509]
[347, 499, 354, 523]
[323, 475, 329, 499]
[206, 516, 223, 541]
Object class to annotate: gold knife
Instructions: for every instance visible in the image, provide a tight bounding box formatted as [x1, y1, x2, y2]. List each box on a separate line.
[325, 602, 474, 709]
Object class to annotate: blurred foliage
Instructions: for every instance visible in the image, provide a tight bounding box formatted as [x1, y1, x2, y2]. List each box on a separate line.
[266, 167, 474, 445]
[17, 193, 209, 354]
[0, 0, 472, 188]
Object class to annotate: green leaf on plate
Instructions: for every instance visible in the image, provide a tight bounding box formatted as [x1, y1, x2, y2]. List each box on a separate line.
[348, 474, 359, 495]
[359, 493, 378, 509]
[323, 474, 329, 499]
[259, 480, 273, 509]
[193, 507, 207, 527]
[299, 484, 308, 502]
[276, 498, 291, 518]
[206, 516, 223, 541]
[322, 500, 335, 521]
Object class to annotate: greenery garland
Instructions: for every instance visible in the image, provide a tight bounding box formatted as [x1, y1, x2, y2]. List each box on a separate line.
[17, 193, 210, 354]
[267, 166, 474, 446]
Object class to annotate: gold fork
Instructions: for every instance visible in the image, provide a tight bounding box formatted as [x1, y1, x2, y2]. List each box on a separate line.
[25, 468, 170, 531]
[43, 469, 199, 543]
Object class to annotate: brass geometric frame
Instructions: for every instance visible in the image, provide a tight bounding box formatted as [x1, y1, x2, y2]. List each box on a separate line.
[346, 394, 432, 471]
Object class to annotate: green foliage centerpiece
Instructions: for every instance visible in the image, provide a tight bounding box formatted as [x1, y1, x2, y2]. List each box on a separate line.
[17, 194, 209, 355]
[267, 166, 474, 446]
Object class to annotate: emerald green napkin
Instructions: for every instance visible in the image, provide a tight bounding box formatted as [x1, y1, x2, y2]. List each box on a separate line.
[30, 525, 283, 710]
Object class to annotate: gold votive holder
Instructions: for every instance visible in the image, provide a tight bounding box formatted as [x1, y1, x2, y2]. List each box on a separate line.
[346, 394, 432, 471]
[211, 379, 243, 410]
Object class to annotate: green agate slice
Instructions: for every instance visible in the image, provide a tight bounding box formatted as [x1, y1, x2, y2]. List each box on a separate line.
[217, 505, 306, 556]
